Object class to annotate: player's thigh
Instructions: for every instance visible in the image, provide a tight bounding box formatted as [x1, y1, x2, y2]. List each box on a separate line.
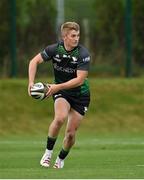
[54, 97, 70, 119]
[66, 108, 83, 132]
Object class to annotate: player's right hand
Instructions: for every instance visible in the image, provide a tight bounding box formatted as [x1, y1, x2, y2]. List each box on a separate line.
[28, 82, 34, 96]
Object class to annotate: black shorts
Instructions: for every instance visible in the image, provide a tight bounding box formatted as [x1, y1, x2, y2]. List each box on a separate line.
[53, 91, 90, 116]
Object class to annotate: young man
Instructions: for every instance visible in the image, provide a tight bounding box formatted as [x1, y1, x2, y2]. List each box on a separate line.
[28, 22, 90, 168]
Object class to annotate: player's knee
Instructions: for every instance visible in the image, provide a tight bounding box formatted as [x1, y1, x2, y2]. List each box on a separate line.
[66, 131, 75, 142]
[54, 115, 66, 126]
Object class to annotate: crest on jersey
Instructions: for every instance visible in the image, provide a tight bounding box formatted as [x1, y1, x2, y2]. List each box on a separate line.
[71, 56, 78, 64]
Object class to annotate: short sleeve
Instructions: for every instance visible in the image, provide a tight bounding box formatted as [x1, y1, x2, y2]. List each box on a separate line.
[40, 43, 57, 61]
[77, 46, 90, 71]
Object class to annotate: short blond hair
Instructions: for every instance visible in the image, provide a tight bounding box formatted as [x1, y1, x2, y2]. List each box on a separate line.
[61, 22, 80, 37]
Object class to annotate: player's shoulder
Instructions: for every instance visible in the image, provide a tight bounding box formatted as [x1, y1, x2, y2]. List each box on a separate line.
[45, 42, 58, 51]
[47, 41, 65, 51]
[41, 42, 59, 61]
[78, 44, 90, 61]
[43, 42, 60, 57]
[78, 44, 90, 56]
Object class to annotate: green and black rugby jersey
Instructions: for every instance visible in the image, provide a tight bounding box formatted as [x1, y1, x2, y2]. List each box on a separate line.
[40, 41, 90, 96]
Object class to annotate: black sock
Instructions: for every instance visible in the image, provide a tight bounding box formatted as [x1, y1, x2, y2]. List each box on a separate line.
[58, 148, 70, 160]
[46, 136, 57, 150]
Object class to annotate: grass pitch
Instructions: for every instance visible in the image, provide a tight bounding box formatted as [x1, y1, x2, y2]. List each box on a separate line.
[0, 133, 144, 179]
[0, 78, 144, 135]
[0, 78, 144, 178]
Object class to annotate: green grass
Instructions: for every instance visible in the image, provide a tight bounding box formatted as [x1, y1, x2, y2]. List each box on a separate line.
[1, 133, 144, 178]
[0, 78, 144, 135]
[0, 78, 144, 178]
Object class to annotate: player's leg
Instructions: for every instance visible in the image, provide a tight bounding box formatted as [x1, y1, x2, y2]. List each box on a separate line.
[53, 108, 83, 168]
[48, 97, 70, 137]
[40, 97, 70, 167]
[63, 109, 83, 149]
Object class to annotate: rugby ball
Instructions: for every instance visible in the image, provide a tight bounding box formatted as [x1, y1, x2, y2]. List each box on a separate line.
[30, 82, 49, 100]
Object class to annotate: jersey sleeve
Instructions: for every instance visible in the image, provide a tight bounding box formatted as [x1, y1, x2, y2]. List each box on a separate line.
[40, 43, 57, 62]
[77, 46, 91, 71]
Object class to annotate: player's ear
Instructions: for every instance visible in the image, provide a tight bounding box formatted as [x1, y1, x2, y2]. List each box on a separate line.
[61, 35, 65, 41]
[61, 30, 68, 40]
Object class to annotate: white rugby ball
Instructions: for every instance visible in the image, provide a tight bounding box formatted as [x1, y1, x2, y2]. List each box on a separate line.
[30, 82, 48, 100]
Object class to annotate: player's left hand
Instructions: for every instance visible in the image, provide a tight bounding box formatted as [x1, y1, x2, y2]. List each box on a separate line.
[46, 84, 61, 97]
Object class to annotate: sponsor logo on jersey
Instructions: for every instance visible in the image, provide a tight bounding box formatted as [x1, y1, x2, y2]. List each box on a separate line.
[82, 56, 90, 62]
[53, 63, 75, 73]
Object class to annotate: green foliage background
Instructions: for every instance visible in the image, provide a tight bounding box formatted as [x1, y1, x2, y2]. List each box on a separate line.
[0, 0, 144, 77]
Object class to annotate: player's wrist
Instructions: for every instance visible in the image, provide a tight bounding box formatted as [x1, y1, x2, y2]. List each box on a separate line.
[57, 84, 63, 91]
[29, 81, 34, 85]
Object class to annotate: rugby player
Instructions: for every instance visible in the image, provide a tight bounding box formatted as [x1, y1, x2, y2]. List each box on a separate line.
[28, 22, 91, 168]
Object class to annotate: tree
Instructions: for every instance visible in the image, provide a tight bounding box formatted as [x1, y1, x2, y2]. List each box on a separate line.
[91, 0, 125, 64]
[0, 0, 11, 76]
[133, 0, 144, 65]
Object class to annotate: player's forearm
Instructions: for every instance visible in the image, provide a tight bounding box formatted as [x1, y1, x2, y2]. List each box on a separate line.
[28, 54, 43, 83]
[57, 70, 88, 90]
[58, 77, 84, 90]
[28, 60, 38, 83]
[46, 77, 84, 97]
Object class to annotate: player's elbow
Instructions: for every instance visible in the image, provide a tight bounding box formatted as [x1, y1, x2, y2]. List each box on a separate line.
[77, 78, 85, 86]
[29, 53, 43, 65]
[76, 71, 88, 86]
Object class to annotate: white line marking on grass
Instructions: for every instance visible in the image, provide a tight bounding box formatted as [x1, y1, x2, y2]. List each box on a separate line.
[77, 138, 144, 145]
[0, 140, 44, 144]
[136, 165, 144, 167]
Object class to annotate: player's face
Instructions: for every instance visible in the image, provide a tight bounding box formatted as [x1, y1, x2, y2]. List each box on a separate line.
[63, 30, 80, 50]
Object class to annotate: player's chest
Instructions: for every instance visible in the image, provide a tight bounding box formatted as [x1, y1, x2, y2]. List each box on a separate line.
[52, 53, 78, 68]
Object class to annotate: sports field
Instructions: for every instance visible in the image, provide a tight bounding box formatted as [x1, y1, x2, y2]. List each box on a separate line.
[0, 78, 144, 178]
[0, 133, 144, 178]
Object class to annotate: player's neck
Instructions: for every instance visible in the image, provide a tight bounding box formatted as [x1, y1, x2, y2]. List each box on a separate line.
[63, 42, 74, 52]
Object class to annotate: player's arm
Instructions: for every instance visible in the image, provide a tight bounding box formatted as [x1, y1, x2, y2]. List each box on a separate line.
[59, 70, 88, 89]
[46, 70, 88, 96]
[28, 53, 43, 95]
